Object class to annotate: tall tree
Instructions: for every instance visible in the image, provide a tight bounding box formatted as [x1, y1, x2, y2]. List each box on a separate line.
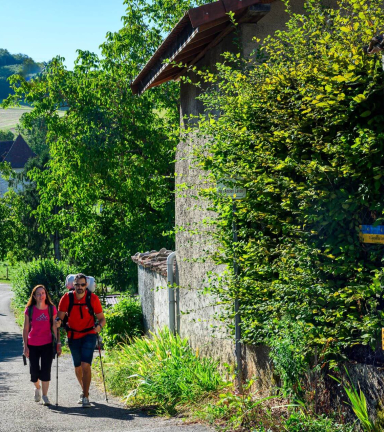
[2, 0, 208, 289]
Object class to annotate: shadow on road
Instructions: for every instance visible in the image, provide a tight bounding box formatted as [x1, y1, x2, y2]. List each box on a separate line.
[0, 331, 23, 362]
[48, 402, 150, 421]
[0, 371, 12, 396]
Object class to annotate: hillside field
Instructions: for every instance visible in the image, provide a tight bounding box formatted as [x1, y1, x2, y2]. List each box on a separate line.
[0, 107, 32, 131]
[0, 107, 65, 132]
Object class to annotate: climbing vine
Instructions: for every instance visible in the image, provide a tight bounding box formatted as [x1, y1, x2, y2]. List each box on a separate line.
[192, 0, 384, 366]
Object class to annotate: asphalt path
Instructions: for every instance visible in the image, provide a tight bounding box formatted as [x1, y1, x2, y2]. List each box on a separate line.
[0, 283, 213, 432]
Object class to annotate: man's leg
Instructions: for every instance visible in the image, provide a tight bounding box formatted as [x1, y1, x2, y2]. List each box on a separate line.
[81, 362, 92, 398]
[68, 338, 83, 396]
[79, 334, 97, 405]
[75, 366, 83, 389]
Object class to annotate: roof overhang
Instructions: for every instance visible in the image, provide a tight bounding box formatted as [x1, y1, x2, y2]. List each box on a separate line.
[131, 0, 273, 95]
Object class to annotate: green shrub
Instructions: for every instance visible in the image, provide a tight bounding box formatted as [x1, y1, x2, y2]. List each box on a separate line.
[12, 258, 76, 308]
[101, 327, 225, 414]
[285, 412, 354, 432]
[268, 317, 309, 397]
[103, 295, 144, 348]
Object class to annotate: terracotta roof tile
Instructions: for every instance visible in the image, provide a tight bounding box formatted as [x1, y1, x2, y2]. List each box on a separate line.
[131, 248, 176, 277]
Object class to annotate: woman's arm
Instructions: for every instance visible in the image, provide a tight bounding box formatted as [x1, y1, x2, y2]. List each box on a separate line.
[22, 314, 30, 357]
[52, 313, 59, 341]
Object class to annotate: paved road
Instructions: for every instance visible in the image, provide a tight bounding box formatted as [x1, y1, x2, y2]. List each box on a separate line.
[0, 283, 213, 432]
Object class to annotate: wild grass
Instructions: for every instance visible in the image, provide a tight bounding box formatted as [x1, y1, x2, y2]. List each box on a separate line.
[101, 327, 226, 415]
[0, 260, 16, 283]
[331, 367, 379, 432]
[97, 328, 356, 430]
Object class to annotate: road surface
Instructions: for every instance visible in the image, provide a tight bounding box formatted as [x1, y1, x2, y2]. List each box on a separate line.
[0, 283, 213, 432]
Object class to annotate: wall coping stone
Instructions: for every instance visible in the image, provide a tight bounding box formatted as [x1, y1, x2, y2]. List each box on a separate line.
[131, 249, 176, 277]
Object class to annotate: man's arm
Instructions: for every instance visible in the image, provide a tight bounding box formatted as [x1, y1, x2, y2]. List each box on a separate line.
[95, 312, 106, 333]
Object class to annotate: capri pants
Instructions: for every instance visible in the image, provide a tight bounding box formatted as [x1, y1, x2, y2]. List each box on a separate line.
[28, 343, 53, 382]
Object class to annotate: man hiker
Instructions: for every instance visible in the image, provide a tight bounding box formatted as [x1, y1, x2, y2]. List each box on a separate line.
[55, 273, 106, 407]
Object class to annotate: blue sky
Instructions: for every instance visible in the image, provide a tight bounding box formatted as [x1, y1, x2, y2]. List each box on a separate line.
[0, 0, 128, 70]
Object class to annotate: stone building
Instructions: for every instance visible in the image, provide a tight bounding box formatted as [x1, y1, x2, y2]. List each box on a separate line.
[129, 1, 384, 419]
[131, 0, 336, 384]
[0, 134, 35, 197]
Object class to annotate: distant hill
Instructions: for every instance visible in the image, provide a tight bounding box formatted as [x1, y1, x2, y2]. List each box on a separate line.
[0, 49, 44, 102]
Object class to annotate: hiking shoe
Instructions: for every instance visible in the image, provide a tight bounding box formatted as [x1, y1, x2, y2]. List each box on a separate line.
[77, 392, 84, 404]
[42, 395, 51, 406]
[82, 397, 92, 408]
[34, 388, 41, 402]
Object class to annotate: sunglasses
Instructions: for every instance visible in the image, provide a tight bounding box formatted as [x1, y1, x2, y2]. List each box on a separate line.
[74, 283, 87, 287]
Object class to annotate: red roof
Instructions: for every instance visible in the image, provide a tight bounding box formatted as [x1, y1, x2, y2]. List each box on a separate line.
[0, 134, 36, 168]
[131, 0, 273, 95]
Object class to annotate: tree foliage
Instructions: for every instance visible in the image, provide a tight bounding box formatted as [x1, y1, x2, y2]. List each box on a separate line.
[0, 129, 14, 140]
[0, 49, 42, 101]
[192, 0, 384, 365]
[0, 151, 52, 262]
[2, 0, 209, 290]
[16, 114, 48, 155]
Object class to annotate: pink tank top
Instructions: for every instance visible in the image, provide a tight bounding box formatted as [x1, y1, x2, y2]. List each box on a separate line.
[24, 305, 57, 346]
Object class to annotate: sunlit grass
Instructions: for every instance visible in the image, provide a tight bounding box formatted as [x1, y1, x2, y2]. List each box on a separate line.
[99, 327, 226, 415]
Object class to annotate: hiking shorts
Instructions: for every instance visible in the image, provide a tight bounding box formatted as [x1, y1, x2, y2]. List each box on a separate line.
[68, 334, 97, 367]
[28, 343, 53, 382]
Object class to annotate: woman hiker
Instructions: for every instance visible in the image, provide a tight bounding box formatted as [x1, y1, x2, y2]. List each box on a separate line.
[22, 285, 61, 405]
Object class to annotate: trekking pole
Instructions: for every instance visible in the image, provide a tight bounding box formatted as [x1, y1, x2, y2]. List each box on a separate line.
[97, 333, 108, 403]
[56, 328, 59, 406]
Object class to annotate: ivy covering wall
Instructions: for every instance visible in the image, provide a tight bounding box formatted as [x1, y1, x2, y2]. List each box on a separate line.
[191, 0, 384, 368]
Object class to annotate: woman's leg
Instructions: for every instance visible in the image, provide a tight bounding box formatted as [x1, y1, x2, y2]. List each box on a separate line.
[40, 343, 54, 396]
[41, 380, 49, 396]
[28, 344, 40, 386]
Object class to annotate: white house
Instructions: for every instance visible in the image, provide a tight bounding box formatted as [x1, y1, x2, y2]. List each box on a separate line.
[0, 134, 36, 197]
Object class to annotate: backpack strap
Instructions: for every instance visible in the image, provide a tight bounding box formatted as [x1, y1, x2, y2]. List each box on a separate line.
[85, 290, 95, 318]
[28, 305, 33, 333]
[48, 304, 53, 327]
[67, 290, 75, 318]
[48, 304, 56, 341]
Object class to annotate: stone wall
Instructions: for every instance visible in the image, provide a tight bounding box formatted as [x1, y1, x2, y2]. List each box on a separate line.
[132, 249, 175, 333]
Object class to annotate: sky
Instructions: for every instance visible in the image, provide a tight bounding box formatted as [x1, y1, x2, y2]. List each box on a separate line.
[0, 0, 128, 70]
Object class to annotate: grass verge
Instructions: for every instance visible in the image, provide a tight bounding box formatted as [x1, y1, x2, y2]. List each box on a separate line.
[98, 327, 226, 415]
[95, 327, 356, 431]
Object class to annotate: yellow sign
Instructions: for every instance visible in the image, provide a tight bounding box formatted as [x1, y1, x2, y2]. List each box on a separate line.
[359, 233, 384, 245]
[382, 328, 384, 351]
